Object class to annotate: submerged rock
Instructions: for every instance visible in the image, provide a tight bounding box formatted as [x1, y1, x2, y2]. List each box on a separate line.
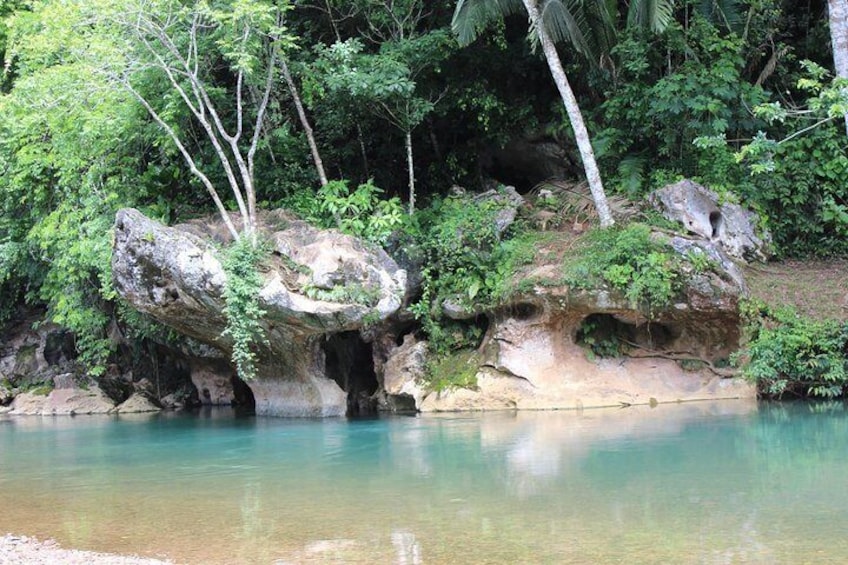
[112, 208, 408, 417]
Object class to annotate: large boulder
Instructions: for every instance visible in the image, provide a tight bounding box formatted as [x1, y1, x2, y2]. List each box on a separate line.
[112, 208, 408, 417]
[648, 179, 771, 262]
[413, 236, 756, 412]
[9, 385, 115, 415]
[380, 335, 428, 412]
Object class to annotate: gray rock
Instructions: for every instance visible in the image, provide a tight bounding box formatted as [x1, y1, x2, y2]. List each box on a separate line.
[52, 373, 77, 389]
[112, 208, 408, 417]
[648, 179, 771, 262]
[471, 185, 525, 236]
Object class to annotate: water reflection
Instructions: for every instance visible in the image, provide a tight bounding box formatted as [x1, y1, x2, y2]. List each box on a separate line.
[4, 400, 848, 564]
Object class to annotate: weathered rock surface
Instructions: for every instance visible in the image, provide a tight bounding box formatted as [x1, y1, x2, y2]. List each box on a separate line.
[190, 358, 236, 406]
[408, 235, 756, 412]
[381, 335, 428, 412]
[649, 179, 771, 261]
[112, 208, 408, 417]
[9, 385, 115, 415]
[116, 393, 161, 413]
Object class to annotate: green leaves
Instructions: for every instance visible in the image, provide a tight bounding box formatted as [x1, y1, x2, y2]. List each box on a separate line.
[315, 179, 404, 245]
[739, 301, 848, 399]
[564, 223, 684, 315]
[221, 238, 269, 380]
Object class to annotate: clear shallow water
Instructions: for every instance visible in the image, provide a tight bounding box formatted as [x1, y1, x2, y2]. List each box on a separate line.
[1, 401, 846, 564]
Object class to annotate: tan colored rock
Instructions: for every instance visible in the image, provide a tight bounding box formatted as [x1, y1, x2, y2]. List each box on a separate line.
[116, 393, 161, 413]
[190, 358, 235, 406]
[421, 253, 755, 413]
[10, 386, 115, 415]
[8, 392, 48, 415]
[382, 335, 428, 411]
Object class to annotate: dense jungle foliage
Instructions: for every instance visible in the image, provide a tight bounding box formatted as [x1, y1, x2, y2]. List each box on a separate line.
[0, 0, 846, 396]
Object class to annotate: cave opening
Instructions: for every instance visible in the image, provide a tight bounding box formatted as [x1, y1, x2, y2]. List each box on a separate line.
[575, 313, 678, 357]
[322, 332, 379, 417]
[709, 211, 723, 238]
[231, 375, 256, 415]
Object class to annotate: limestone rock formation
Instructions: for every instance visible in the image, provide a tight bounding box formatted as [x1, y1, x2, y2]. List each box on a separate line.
[648, 179, 771, 261]
[408, 234, 756, 412]
[116, 393, 161, 413]
[381, 335, 428, 412]
[112, 208, 408, 417]
[9, 385, 115, 415]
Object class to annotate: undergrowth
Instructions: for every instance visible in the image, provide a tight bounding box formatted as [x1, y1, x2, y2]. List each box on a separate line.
[409, 190, 537, 355]
[564, 223, 690, 316]
[736, 300, 848, 399]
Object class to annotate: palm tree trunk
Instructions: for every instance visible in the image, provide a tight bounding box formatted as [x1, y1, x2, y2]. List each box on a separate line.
[522, 0, 615, 227]
[829, 0, 848, 135]
[280, 58, 329, 186]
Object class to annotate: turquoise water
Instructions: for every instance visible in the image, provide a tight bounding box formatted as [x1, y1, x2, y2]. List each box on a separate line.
[1, 401, 847, 564]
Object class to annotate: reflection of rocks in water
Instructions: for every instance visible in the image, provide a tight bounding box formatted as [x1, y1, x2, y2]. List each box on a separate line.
[389, 424, 432, 478]
[471, 401, 758, 498]
[391, 529, 422, 565]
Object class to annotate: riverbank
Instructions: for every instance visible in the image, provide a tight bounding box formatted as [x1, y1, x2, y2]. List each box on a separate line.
[0, 535, 174, 565]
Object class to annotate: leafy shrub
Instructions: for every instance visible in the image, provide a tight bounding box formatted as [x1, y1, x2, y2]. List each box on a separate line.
[738, 125, 848, 257]
[596, 17, 767, 195]
[409, 191, 535, 354]
[280, 180, 404, 246]
[737, 301, 848, 398]
[564, 223, 685, 315]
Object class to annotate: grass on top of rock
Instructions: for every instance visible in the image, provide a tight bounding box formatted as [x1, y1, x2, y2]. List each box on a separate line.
[563, 223, 700, 316]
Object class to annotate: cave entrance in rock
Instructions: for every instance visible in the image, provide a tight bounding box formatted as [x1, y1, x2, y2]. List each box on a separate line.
[231, 375, 256, 415]
[322, 332, 379, 417]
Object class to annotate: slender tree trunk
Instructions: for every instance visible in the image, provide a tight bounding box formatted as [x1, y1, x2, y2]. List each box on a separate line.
[356, 122, 371, 179]
[280, 58, 329, 186]
[405, 129, 415, 215]
[521, 0, 614, 227]
[829, 0, 848, 135]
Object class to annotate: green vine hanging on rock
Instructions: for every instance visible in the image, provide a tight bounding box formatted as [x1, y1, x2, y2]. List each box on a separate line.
[221, 238, 269, 381]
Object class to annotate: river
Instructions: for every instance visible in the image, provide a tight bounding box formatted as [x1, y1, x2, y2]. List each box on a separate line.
[1, 400, 846, 563]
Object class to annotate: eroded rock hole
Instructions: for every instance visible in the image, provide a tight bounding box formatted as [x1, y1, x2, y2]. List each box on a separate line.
[231, 375, 256, 415]
[709, 211, 723, 238]
[575, 314, 677, 357]
[512, 302, 541, 321]
[323, 332, 379, 417]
